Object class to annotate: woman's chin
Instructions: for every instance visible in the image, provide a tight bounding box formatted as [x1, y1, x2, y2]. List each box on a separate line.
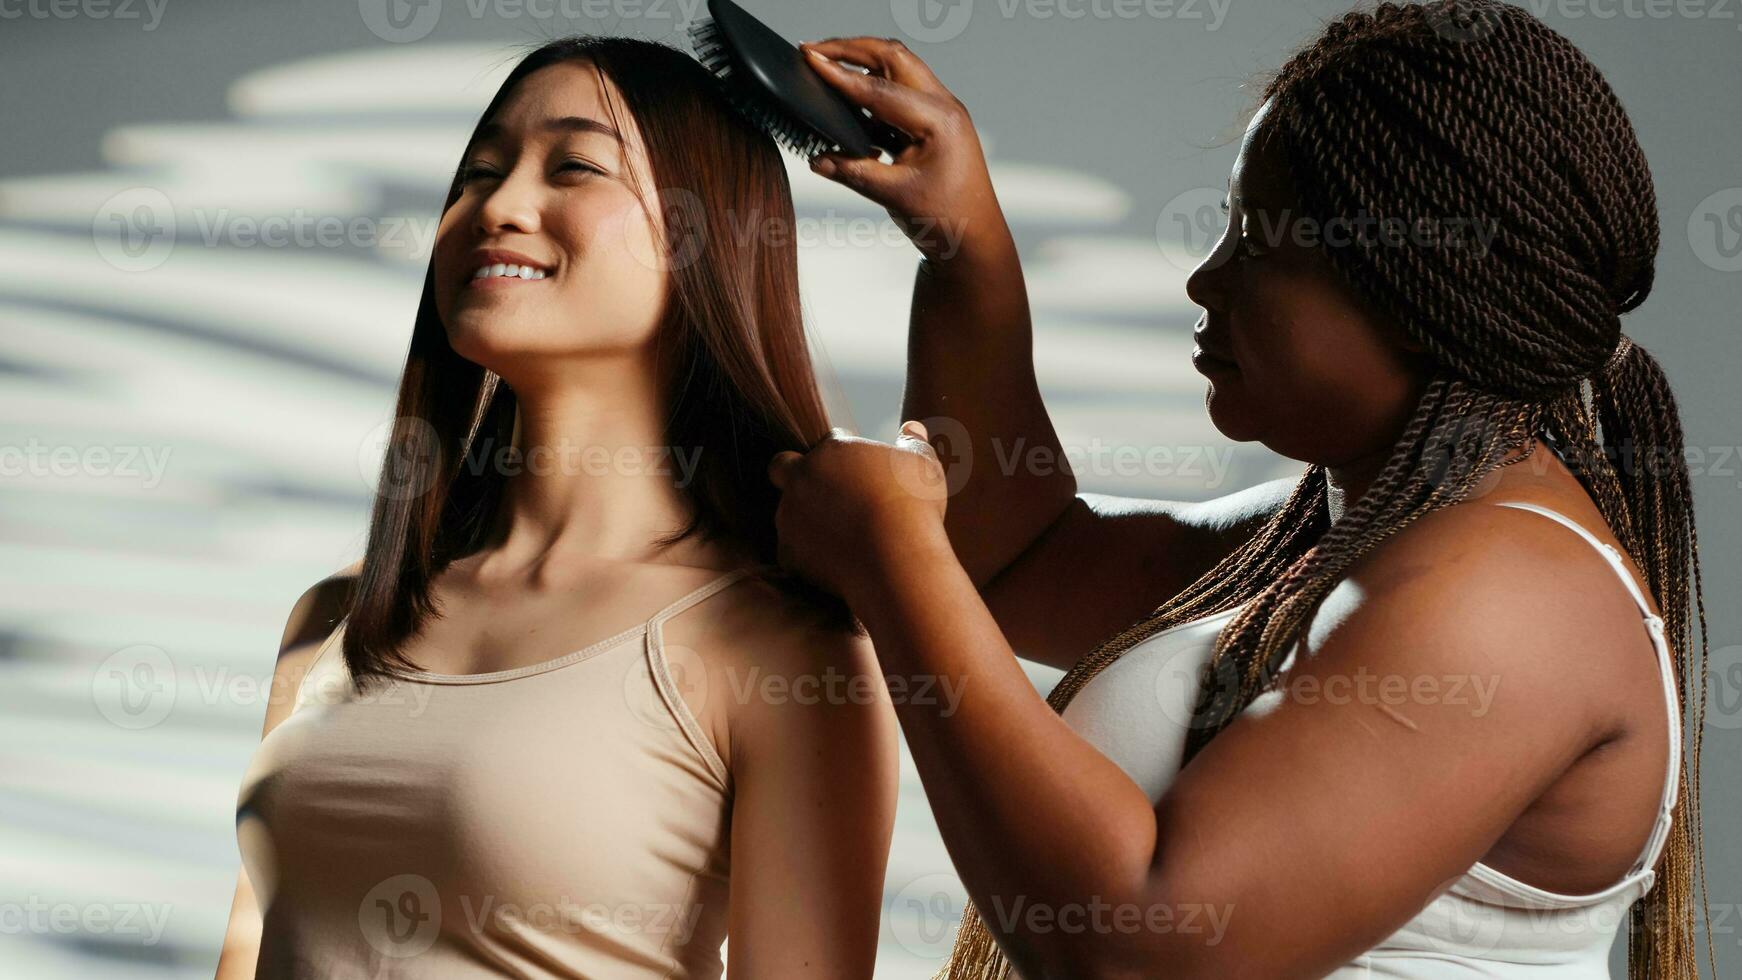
[1203, 382, 1264, 444]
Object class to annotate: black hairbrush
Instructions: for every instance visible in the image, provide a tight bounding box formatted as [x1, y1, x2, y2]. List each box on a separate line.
[688, 0, 910, 159]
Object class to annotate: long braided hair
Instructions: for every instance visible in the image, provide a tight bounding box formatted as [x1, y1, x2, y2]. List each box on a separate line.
[939, 2, 1711, 976]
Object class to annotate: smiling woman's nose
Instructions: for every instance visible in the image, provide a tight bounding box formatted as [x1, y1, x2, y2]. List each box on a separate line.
[474, 176, 543, 238]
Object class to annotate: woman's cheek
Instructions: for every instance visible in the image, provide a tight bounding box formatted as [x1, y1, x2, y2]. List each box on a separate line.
[1224, 347, 1348, 461]
[569, 202, 673, 346]
[583, 194, 671, 277]
[430, 210, 472, 325]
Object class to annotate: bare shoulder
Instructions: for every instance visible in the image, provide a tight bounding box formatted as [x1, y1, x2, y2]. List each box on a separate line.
[1313, 497, 1655, 725]
[666, 573, 894, 773]
[707, 576, 886, 715]
[1347, 496, 1651, 619]
[262, 558, 362, 737]
[280, 558, 363, 656]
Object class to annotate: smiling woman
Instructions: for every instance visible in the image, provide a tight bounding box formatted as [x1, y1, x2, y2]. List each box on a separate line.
[215, 35, 897, 980]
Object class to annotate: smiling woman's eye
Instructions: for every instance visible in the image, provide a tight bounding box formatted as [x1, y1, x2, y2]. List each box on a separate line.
[458, 158, 603, 183]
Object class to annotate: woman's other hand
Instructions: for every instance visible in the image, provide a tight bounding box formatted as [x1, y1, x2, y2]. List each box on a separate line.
[767, 421, 950, 600]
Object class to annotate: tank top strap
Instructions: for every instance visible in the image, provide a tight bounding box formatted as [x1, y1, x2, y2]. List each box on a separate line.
[645, 566, 758, 627]
[642, 567, 758, 791]
[1489, 500, 1681, 880]
[1491, 501, 1656, 617]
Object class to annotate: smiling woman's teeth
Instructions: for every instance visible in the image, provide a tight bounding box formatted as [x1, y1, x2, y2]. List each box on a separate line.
[473, 263, 547, 281]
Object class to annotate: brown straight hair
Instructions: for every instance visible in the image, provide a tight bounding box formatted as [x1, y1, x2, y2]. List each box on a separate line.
[340, 36, 852, 688]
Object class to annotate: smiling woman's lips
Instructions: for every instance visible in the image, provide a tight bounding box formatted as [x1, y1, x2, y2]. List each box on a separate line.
[465, 269, 553, 291]
[467, 275, 548, 290]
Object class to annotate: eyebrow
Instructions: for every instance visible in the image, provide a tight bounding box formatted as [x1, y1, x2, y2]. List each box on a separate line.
[474, 115, 621, 145]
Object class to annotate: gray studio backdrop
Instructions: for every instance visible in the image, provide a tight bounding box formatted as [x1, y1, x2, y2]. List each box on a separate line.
[0, 0, 1736, 977]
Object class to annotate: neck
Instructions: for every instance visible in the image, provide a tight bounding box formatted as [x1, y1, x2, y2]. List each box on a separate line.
[477, 360, 706, 574]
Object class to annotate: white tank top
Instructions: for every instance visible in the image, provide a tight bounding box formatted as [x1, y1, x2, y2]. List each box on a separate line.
[235, 567, 754, 979]
[1060, 501, 1680, 976]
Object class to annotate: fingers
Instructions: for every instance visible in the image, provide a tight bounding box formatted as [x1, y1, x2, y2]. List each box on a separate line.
[767, 450, 802, 489]
[769, 429, 851, 489]
[800, 37, 945, 93]
[801, 47, 938, 140]
[809, 152, 918, 208]
[897, 420, 939, 463]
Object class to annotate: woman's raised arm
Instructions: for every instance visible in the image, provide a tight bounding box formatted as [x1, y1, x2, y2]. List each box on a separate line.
[799, 38, 1076, 588]
[799, 39, 1288, 668]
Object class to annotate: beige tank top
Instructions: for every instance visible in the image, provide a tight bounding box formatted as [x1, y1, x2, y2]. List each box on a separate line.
[235, 567, 755, 979]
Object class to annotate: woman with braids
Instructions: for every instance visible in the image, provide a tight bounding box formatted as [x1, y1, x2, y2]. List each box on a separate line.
[774, 1, 1711, 977]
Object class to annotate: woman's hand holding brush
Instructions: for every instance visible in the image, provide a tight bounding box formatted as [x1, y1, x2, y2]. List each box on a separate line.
[798, 37, 1013, 270]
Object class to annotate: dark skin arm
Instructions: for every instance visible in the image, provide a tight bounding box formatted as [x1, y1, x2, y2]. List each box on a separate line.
[801, 38, 1290, 671]
[767, 433, 1620, 978]
[802, 37, 1072, 589]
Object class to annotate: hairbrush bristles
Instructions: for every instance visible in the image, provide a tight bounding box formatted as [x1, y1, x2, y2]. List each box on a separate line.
[688, 15, 835, 158]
